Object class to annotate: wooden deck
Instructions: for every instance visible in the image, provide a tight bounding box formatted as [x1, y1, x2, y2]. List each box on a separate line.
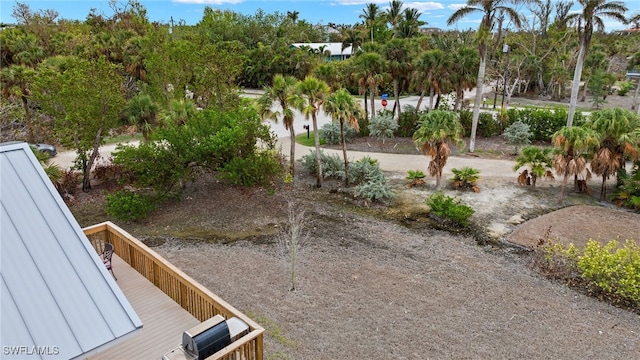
[89, 255, 200, 360]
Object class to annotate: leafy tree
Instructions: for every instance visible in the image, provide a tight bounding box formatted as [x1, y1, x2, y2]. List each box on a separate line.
[297, 76, 330, 187]
[413, 110, 464, 189]
[257, 74, 303, 177]
[122, 94, 159, 142]
[447, 0, 525, 153]
[588, 69, 607, 109]
[33, 56, 125, 191]
[324, 88, 363, 185]
[0, 65, 36, 142]
[566, 0, 628, 127]
[514, 146, 553, 188]
[552, 126, 600, 203]
[588, 108, 640, 200]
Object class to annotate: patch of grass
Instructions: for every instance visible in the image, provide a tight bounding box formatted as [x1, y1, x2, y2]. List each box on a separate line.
[246, 312, 298, 350]
[295, 132, 325, 147]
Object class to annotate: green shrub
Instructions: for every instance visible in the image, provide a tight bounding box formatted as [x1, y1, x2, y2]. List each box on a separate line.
[451, 167, 480, 191]
[368, 112, 398, 143]
[478, 112, 501, 137]
[219, 151, 283, 186]
[300, 150, 344, 179]
[349, 156, 384, 185]
[611, 163, 640, 211]
[406, 169, 426, 187]
[505, 108, 586, 142]
[617, 81, 634, 96]
[459, 110, 473, 137]
[357, 115, 370, 137]
[320, 122, 357, 145]
[425, 192, 475, 227]
[579, 240, 640, 303]
[355, 173, 395, 203]
[502, 120, 532, 154]
[106, 190, 158, 221]
[397, 105, 425, 137]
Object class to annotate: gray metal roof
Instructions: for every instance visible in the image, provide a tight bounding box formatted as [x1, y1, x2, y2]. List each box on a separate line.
[0, 142, 142, 359]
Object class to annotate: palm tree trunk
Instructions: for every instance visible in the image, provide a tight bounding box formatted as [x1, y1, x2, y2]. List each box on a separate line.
[416, 89, 425, 112]
[289, 126, 296, 176]
[633, 78, 640, 116]
[567, 40, 587, 127]
[340, 120, 349, 186]
[559, 173, 569, 204]
[369, 86, 376, 118]
[393, 78, 400, 120]
[83, 128, 103, 192]
[364, 92, 368, 118]
[312, 112, 323, 187]
[429, 87, 435, 110]
[469, 55, 487, 153]
[580, 77, 589, 102]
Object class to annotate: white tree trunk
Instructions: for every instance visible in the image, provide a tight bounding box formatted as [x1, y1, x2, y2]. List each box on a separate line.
[567, 41, 587, 127]
[469, 55, 486, 153]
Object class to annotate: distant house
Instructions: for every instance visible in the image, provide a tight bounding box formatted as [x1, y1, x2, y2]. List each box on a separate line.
[290, 42, 353, 61]
[0, 142, 143, 359]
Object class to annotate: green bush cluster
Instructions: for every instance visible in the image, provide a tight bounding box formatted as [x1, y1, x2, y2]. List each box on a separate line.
[617, 81, 635, 96]
[219, 151, 283, 186]
[368, 112, 398, 142]
[579, 240, 640, 303]
[355, 177, 395, 203]
[320, 122, 357, 145]
[457, 111, 507, 138]
[349, 156, 384, 185]
[397, 105, 426, 137]
[300, 150, 345, 179]
[424, 192, 475, 227]
[505, 108, 585, 142]
[106, 190, 158, 222]
[612, 163, 640, 211]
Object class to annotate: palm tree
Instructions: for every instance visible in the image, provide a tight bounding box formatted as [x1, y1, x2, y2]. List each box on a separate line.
[297, 76, 330, 187]
[513, 146, 553, 188]
[257, 74, 303, 177]
[287, 10, 299, 24]
[447, 0, 525, 153]
[565, 0, 628, 127]
[386, 0, 404, 36]
[324, 88, 363, 185]
[341, 26, 365, 53]
[382, 38, 412, 120]
[413, 49, 451, 111]
[396, 7, 425, 38]
[552, 126, 600, 203]
[413, 110, 464, 189]
[450, 47, 479, 110]
[0, 64, 36, 142]
[123, 94, 159, 142]
[162, 99, 198, 126]
[588, 108, 640, 200]
[360, 3, 381, 43]
[352, 52, 386, 118]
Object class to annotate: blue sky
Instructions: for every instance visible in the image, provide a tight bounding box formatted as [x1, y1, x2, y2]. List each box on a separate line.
[1, 0, 638, 31]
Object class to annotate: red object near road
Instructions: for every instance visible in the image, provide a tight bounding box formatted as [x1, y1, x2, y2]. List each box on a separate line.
[381, 99, 388, 107]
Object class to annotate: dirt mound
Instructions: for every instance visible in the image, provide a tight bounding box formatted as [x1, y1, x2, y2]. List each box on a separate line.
[507, 205, 640, 249]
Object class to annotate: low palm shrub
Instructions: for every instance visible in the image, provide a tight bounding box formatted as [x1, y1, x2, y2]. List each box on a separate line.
[451, 167, 480, 192]
[406, 169, 426, 188]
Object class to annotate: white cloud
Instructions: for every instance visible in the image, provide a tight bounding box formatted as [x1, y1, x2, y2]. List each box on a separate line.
[172, 0, 244, 5]
[333, 0, 388, 5]
[448, 4, 467, 11]
[404, 2, 445, 11]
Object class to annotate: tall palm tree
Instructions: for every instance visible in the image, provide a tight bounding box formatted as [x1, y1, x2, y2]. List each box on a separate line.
[297, 76, 330, 187]
[360, 3, 381, 43]
[382, 38, 412, 120]
[396, 7, 424, 38]
[341, 27, 365, 53]
[552, 126, 600, 203]
[352, 52, 386, 118]
[123, 94, 159, 142]
[287, 10, 299, 24]
[447, 0, 525, 153]
[413, 110, 464, 189]
[386, 0, 404, 36]
[257, 74, 303, 177]
[450, 47, 479, 110]
[324, 88, 363, 185]
[588, 108, 640, 200]
[413, 49, 451, 111]
[565, 0, 628, 127]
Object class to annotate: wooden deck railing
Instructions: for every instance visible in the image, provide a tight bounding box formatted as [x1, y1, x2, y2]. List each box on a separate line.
[83, 221, 264, 360]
